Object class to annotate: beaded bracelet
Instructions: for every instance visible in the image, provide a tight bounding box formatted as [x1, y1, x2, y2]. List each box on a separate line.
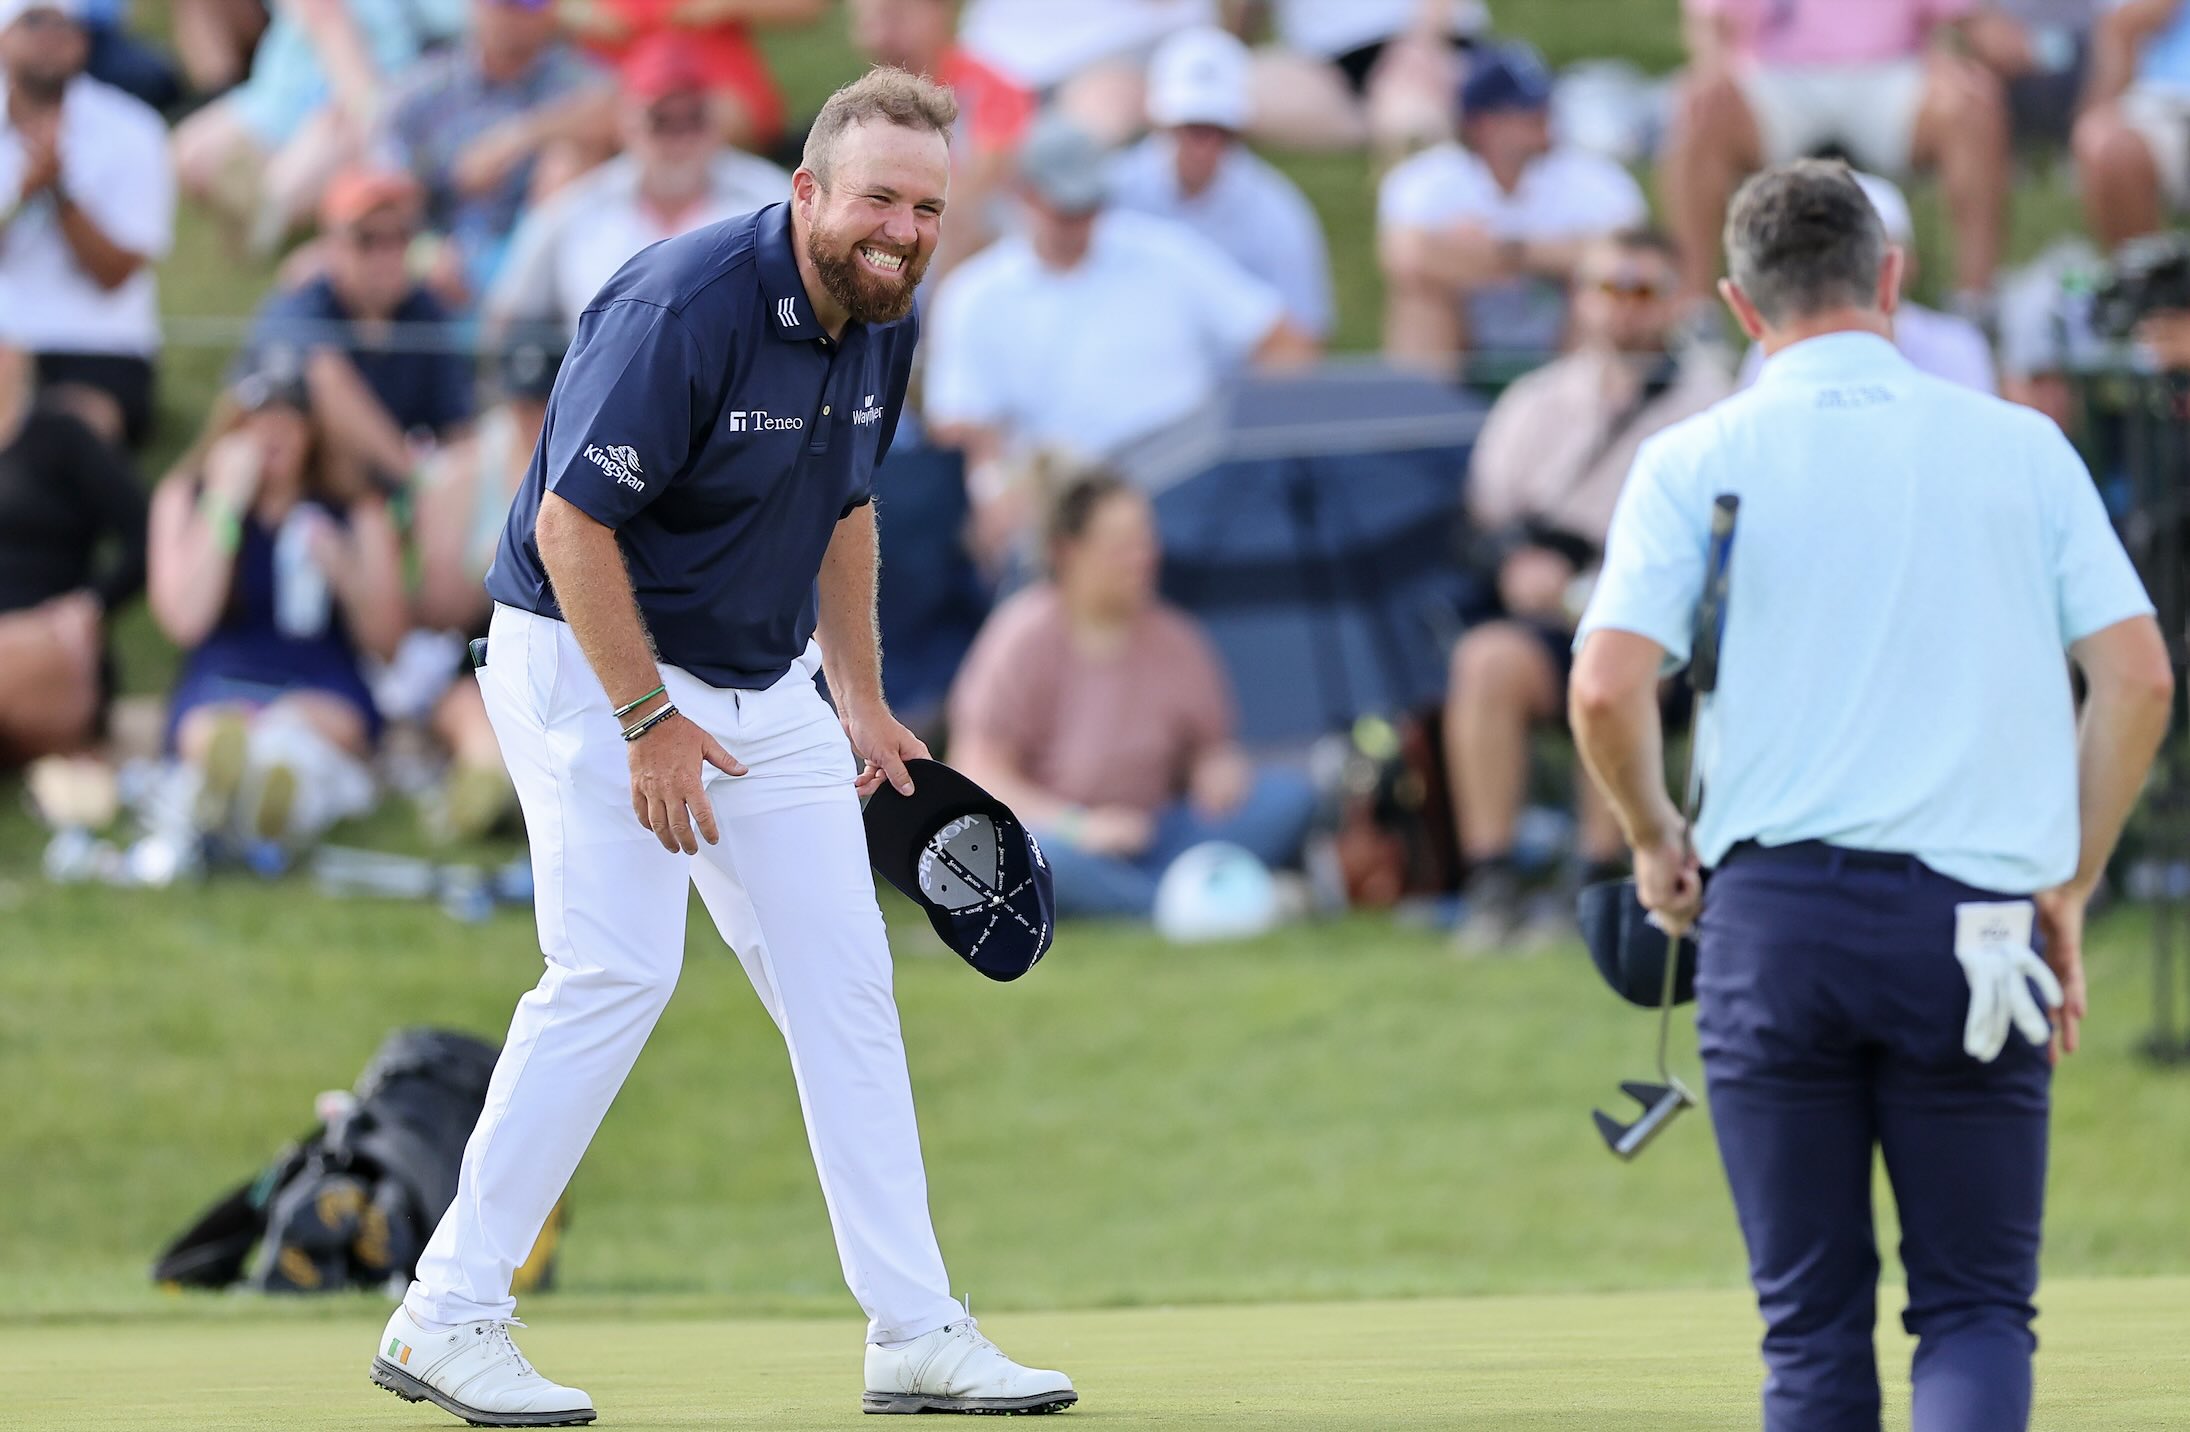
[612, 684, 666, 721]
[622, 702, 679, 743]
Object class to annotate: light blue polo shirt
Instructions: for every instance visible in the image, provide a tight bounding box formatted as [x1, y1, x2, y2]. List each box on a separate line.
[1579, 331, 2153, 894]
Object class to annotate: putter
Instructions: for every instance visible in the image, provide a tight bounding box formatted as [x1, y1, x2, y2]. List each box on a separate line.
[1594, 493, 1739, 1161]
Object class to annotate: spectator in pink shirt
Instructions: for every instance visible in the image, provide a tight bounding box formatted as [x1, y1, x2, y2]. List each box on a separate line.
[1660, 0, 2008, 310]
[948, 470, 1318, 919]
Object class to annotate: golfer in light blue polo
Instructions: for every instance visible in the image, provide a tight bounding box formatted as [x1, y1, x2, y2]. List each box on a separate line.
[1569, 159, 2174, 1432]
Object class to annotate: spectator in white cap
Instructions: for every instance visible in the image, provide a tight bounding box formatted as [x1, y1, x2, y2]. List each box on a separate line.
[0, 0, 173, 449]
[1736, 169, 1996, 395]
[925, 110, 1317, 566]
[1110, 26, 1334, 339]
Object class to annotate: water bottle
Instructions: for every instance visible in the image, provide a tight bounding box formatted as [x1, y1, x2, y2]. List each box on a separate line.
[273, 504, 333, 638]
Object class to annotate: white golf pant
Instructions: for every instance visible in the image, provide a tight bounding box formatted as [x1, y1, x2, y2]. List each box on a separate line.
[405, 603, 963, 1344]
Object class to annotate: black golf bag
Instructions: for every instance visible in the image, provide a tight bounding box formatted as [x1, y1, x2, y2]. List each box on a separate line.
[152, 1027, 564, 1294]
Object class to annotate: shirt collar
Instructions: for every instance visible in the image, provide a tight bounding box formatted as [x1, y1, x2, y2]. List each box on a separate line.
[754, 202, 825, 342]
[1754, 329, 1908, 386]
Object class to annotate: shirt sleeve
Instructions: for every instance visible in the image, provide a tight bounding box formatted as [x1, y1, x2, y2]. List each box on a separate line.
[65, 107, 174, 259]
[1171, 612, 1238, 754]
[2041, 424, 2154, 645]
[1574, 430, 1711, 668]
[1269, 180, 1335, 339]
[946, 597, 1043, 761]
[1376, 156, 1442, 230]
[538, 299, 712, 528]
[1162, 226, 1285, 365]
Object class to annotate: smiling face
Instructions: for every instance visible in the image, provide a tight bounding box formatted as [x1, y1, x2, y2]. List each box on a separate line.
[794, 118, 950, 326]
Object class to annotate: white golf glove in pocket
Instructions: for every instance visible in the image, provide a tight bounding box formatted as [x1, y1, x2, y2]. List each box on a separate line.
[1952, 901, 2061, 1063]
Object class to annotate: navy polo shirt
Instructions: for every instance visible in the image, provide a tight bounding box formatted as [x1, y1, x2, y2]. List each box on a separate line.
[485, 203, 917, 689]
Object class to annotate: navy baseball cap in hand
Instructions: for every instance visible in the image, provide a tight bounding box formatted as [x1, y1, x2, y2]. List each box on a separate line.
[865, 759, 1056, 981]
[1577, 878, 1696, 1007]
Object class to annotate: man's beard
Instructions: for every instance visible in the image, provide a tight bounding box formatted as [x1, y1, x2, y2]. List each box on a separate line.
[12, 68, 71, 105]
[805, 226, 928, 326]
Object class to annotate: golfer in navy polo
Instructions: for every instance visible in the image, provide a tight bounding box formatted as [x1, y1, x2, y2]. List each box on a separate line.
[368, 71, 1076, 1426]
[1571, 160, 2172, 1431]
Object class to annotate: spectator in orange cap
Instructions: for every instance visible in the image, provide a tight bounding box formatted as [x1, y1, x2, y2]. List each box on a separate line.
[849, 0, 1034, 273]
[241, 167, 476, 494]
[485, 30, 789, 337]
[559, 0, 828, 154]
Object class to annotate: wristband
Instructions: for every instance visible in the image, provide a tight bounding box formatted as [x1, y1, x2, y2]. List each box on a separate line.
[199, 494, 242, 554]
[612, 684, 666, 721]
[622, 701, 678, 743]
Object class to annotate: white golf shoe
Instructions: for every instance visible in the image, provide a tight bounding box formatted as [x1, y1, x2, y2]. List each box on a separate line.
[862, 1319, 1077, 1415]
[370, 1304, 596, 1427]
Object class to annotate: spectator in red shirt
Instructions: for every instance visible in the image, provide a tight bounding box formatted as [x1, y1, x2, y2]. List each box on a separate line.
[559, 0, 826, 152]
[849, 0, 1034, 273]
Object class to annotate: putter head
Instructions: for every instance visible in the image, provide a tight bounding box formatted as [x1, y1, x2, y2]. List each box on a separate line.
[1593, 1077, 1696, 1161]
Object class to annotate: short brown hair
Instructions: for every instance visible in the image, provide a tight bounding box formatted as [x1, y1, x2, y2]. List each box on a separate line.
[1044, 468, 1135, 551]
[1723, 159, 1886, 325]
[801, 67, 958, 186]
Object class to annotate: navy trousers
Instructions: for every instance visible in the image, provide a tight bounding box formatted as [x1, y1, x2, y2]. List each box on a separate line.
[1696, 844, 2052, 1432]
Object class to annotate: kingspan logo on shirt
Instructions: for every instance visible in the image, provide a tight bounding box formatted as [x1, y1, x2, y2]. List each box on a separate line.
[724, 409, 804, 434]
[585, 443, 645, 492]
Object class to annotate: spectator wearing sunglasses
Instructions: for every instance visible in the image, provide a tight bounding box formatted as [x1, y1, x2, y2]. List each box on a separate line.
[1445, 228, 1731, 955]
[241, 167, 477, 495]
[484, 32, 788, 340]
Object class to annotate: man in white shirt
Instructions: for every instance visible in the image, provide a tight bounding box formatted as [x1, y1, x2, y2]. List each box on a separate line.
[925, 111, 1315, 563]
[1736, 170, 1996, 392]
[1378, 41, 1649, 384]
[1109, 26, 1333, 338]
[0, 0, 173, 447]
[486, 34, 789, 339]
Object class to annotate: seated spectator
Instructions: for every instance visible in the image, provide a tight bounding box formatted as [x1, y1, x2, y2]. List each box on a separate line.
[0, 341, 146, 764]
[485, 34, 788, 338]
[1379, 41, 1647, 384]
[78, 1, 182, 112]
[381, 0, 614, 305]
[0, 0, 174, 448]
[955, 0, 1215, 143]
[1996, 237, 2103, 429]
[1110, 26, 1334, 339]
[172, 0, 458, 254]
[172, 0, 270, 98]
[146, 355, 401, 843]
[1444, 230, 1729, 953]
[849, 0, 1034, 274]
[949, 470, 1318, 919]
[1966, 0, 2100, 148]
[1735, 170, 1996, 392]
[1661, 0, 2007, 310]
[2073, 0, 2190, 250]
[245, 167, 475, 492]
[1247, 0, 1488, 156]
[925, 112, 1315, 563]
[409, 339, 559, 839]
[559, 0, 824, 155]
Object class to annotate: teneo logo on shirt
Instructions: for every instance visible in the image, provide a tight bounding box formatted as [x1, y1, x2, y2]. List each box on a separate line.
[584, 443, 644, 491]
[852, 394, 885, 426]
[724, 409, 804, 434]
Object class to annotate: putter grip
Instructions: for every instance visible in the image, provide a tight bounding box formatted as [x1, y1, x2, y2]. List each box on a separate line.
[1689, 495, 1740, 695]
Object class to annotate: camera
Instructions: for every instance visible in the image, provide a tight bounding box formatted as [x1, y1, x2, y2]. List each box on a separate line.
[2091, 231, 2190, 340]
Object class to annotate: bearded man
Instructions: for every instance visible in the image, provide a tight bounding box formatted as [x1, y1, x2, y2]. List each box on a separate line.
[367, 68, 1078, 1427]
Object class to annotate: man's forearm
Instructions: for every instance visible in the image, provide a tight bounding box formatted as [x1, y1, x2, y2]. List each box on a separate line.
[55, 198, 145, 291]
[1571, 683, 1682, 848]
[308, 351, 419, 481]
[816, 503, 886, 712]
[2069, 685, 2173, 892]
[535, 494, 669, 715]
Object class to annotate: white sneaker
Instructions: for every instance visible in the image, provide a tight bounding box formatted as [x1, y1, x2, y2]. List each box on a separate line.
[370, 1304, 596, 1427]
[862, 1319, 1077, 1415]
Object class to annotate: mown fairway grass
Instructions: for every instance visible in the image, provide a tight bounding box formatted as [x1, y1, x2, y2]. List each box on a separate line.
[6, 1280, 2188, 1430]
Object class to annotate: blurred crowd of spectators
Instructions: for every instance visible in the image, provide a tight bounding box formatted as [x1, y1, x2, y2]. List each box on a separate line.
[1, 0, 2182, 942]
